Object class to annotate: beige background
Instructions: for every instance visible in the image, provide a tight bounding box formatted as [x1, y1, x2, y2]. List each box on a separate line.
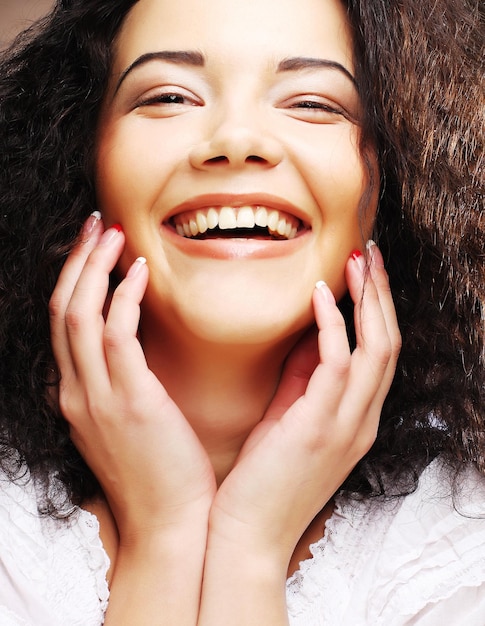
[0, 0, 54, 48]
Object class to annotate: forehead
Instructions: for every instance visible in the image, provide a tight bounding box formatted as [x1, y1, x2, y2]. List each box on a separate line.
[112, 0, 354, 74]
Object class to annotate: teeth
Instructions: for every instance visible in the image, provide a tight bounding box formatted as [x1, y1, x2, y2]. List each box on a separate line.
[171, 205, 301, 240]
[277, 218, 287, 237]
[267, 210, 279, 231]
[219, 206, 237, 230]
[207, 208, 219, 229]
[237, 206, 256, 228]
[196, 212, 208, 234]
[254, 207, 268, 227]
[189, 218, 198, 236]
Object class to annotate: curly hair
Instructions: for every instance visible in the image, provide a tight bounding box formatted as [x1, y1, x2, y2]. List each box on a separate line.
[0, 0, 483, 511]
[345, 0, 484, 494]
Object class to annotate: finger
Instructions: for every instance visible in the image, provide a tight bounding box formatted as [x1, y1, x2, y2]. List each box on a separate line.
[299, 280, 351, 413]
[63, 224, 124, 389]
[103, 256, 153, 388]
[343, 248, 399, 417]
[49, 212, 103, 376]
[364, 241, 401, 410]
[366, 240, 401, 352]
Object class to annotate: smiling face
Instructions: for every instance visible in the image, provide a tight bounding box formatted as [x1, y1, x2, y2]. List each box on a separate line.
[95, 0, 378, 349]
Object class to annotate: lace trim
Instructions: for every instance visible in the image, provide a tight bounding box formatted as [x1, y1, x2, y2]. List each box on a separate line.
[286, 459, 485, 625]
[286, 492, 400, 624]
[70, 507, 111, 608]
[0, 470, 110, 625]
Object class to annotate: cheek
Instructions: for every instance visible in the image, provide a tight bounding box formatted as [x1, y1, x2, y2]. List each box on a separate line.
[94, 124, 171, 220]
[311, 130, 377, 234]
[95, 133, 135, 220]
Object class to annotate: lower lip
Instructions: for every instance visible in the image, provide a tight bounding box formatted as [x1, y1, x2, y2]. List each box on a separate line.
[161, 224, 310, 260]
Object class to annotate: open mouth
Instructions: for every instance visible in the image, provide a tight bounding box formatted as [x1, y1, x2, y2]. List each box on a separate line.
[167, 205, 304, 241]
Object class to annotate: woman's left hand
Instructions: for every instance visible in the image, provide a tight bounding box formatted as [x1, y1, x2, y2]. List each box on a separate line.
[199, 243, 401, 625]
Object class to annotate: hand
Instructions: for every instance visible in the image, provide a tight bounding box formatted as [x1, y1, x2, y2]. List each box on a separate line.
[208, 243, 401, 565]
[49, 214, 216, 540]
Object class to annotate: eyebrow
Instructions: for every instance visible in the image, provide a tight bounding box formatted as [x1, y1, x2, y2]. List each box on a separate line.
[114, 50, 205, 94]
[113, 51, 357, 96]
[277, 57, 356, 87]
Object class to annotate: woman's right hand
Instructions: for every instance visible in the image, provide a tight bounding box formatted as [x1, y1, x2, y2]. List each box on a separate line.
[49, 213, 216, 541]
[50, 213, 214, 624]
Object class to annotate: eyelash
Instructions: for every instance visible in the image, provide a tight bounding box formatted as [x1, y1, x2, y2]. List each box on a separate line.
[288, 99, 343, 116]
[135, 91, 199, 108]
[133, 90, 349, 121]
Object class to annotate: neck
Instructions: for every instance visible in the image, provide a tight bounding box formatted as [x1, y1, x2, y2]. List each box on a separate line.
[141, 325, 295, 484]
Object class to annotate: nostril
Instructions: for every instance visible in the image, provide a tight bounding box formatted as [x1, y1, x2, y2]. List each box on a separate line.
[246, 155, 266, 163]
[206, 155, 228, 164]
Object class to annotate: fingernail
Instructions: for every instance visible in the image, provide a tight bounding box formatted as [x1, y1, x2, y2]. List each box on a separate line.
[315, 280, 336, 304]
[99, 223, 123, 245]
[350, 249, 366, 271]
[81, 211, 102, 238]
[366, 240, 384, 268]
[126, 256, 147, 278]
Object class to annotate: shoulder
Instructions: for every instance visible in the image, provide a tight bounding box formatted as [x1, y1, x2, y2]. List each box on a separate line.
[287, 458, 485, 625]
[0, 465, 109, 626]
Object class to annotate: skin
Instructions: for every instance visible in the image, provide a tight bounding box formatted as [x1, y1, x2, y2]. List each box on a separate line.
[49, 0, 401, 623]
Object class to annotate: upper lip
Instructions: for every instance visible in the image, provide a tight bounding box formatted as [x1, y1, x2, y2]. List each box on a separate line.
[163, 193, 311, 227]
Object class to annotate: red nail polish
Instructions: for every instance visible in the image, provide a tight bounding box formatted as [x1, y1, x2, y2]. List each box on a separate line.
[100, 223, 123, 245]
[351, 249, 362, 261]
[351, 248, 366, 272]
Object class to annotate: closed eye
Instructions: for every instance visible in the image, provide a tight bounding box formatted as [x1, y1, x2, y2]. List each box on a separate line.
[290, 100, 342, 114]
[134, 88, 202, 110]
[281, 95, 357, 123]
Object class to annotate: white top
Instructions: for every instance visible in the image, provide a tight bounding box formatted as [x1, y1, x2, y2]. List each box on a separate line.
[1, 458, 485, 625]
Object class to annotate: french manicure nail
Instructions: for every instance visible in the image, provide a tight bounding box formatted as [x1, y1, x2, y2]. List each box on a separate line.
[315, 280, 336, 304]
[81, 210, 102, 238]
[127, 256, 147, 278]
[366, 239, 384, 268]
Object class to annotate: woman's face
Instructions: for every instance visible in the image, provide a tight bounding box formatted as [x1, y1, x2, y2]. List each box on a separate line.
[95, 0, 378, 347]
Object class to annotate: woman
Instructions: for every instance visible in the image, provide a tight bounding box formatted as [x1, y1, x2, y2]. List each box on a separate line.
[0, 0, 483, 624]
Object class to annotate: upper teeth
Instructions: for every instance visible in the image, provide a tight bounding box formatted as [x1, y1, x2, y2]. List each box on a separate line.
[172, 206, 300, 239]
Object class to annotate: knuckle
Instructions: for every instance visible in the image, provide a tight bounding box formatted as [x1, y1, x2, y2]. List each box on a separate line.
[361, 423, 379, 454]
[331, 354, 351, 377]
[85, 395, 110, 422]
[64, 305, 89, 333]
[57, 392, 71, 419]
[351, 422, 378, 459]
[103, 326, 125, 351]
[393, 329, 403, 354]
[58, 384, 81, 422]
[373, 337, 393, 366]
[48, 291, 65, 319]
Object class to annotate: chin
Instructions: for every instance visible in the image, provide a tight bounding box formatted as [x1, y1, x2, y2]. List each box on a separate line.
[178, 299, 312, 349]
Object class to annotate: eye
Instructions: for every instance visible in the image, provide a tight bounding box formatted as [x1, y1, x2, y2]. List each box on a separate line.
[281, 94, 352, 123]
[290, 100, 341, 114]
[134, 87, 202, 112]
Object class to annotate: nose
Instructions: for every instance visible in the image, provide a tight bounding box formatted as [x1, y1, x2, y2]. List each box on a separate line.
[189, 108, 284, 170]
